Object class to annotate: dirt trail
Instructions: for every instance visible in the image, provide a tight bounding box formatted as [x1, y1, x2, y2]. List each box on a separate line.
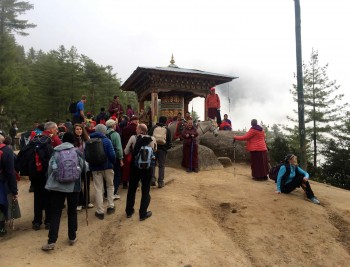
[1, 164, 350, 267]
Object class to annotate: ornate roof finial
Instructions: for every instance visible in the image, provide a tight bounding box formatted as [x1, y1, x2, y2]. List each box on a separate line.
[168, 54, 178, 68]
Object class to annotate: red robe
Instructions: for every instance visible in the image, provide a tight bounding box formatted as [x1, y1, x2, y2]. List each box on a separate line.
[181, 126, 199, 170]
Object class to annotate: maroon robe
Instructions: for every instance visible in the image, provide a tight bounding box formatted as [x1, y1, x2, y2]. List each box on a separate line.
[181, 126, 199, 170]
[121, 122, 137, 183]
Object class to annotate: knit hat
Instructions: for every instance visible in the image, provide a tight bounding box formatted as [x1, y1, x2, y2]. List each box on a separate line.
[62, 132, 75, 144]
[106, 119, 117, 127]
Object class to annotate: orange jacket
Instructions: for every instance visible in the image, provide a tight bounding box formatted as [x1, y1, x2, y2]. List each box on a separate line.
[205, 93, 220, 109]
[234, 127, 267, 152]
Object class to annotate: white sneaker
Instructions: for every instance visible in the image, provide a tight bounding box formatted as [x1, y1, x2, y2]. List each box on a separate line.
[87, 203, 94, 208]
[113, 194, 121, 200]
[76, 206, 82, 211]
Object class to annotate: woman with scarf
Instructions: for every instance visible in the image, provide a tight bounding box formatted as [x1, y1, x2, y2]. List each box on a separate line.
[233, 119, 269, 180]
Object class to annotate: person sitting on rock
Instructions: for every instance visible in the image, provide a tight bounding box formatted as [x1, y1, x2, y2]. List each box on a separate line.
[275, 154, 320, 205]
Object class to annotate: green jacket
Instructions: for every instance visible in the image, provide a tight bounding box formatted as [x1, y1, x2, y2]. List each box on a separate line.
[106, 128, 123, 160]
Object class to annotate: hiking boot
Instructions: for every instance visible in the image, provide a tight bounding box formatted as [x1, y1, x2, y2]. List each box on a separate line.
[107, 207, 115, 215]
[69, 238, 78, 246]
[87, 203, 94, 208]
[112, 194, 121, 200]
[193, 168, 199, 173]
[95, 212, 105, 220]
[32, 223, 41, 231]
[151, 180, 156, 186]
[140, 211, 152, 221]
[186, 169, 192, 173]
[45, 223, 50, 230]
[126, 210, 134, 218]
[41, 243, 55, 251]
[309, 196, 320, 205]
[77, 206, 82, 211]
[158, 181, 165, 188]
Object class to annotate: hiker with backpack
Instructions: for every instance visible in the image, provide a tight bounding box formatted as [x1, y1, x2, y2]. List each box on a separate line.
[149, 116, 172, 188]
[0, 133, 21, 237]
[95, 107, 109, 125]
[181, 120, 199, 173]
[16, 122, 58, 230]
[41, 132, 85, 251]
[233, 119, 269, 181]
[124, 123, 157, 221]
[274, 154, 320, 204]
[106, 119, 124, 200]
[72, 95, 87, 125]
[73, 124, 94, 210]
[86, 124, 116, 220]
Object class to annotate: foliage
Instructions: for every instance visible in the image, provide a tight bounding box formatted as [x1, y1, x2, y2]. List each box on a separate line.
[288, 49, 348, 167]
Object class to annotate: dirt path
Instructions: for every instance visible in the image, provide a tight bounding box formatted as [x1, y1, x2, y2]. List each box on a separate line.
[1, 164, 350, 266]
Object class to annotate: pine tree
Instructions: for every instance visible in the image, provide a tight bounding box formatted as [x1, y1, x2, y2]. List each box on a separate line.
[289, 49, 348, 167]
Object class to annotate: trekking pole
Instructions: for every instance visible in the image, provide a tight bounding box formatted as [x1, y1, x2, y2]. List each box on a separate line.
[82, 144, 89, 226]
[9, 197, 16, 230]
[233, 139, 236, 177]
[189, 138, 193, 171]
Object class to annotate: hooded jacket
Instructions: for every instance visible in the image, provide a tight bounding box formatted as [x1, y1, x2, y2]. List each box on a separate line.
[88, 132, 116, 171]
[45, 142, 84, 193]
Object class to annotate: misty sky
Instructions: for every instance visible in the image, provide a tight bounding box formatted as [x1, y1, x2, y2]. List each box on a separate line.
[17, 0, 350, 130]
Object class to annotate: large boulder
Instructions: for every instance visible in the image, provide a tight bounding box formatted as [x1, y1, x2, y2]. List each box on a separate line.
[166, 144, 223, 171]
[199, 131, 250, 162]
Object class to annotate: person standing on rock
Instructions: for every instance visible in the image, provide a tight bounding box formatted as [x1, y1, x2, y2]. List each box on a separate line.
[233, 119, 269, 180]
[276, 154, 320, 204]
[205, 87, 221, 124]
[181, 120, 199, 173]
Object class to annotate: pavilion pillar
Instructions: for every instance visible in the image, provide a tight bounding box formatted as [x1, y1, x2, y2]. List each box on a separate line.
[138, 101, 144, 113]
[151, 92, 158, 125]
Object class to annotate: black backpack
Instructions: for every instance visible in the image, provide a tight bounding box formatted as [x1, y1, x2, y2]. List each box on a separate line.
[69, 101, 78, 113]
[16, 135, 54, 178]
[85, 138, 107, 166]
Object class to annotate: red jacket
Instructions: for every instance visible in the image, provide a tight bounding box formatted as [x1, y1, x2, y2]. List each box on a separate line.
[205, 93, 220, 109]
[234, 127, 267, 152]
[42, 131, 62, 148]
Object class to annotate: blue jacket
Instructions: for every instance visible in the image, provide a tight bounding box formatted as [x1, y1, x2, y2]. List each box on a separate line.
[88, 132, 116, 171]
[276, 164, 309, 192]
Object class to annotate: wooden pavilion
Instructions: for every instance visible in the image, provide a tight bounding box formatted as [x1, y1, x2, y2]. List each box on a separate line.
[121, 55, 238, 123]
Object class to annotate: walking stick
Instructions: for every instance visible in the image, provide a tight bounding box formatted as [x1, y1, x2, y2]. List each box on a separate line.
[189, 138, 194, 171]
[9, 197, 16, 231]
[82, 146, 89, 226]
[233, 139, 236, 177]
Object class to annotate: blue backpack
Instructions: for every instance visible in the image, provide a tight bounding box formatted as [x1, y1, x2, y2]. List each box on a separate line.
[56, 148, 81, 183]
[135, 146, 154, 170]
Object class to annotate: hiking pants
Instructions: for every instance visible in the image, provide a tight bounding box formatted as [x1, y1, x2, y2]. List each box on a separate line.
[151, 148, 167, 183]
[48, 191, 79, 244]
[125, 168, 151, 218]
[93, 169, 114, 214]
[282, 176, 315, 199]
[113, 160, 121, 194]
[32, 174, 51, 226]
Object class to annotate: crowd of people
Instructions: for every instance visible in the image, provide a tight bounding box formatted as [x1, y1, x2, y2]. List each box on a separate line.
[0, 89, 320, 251]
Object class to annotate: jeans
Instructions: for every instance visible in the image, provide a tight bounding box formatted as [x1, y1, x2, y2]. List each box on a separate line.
[48, 191, 79, 244]
[151, 148, 167, 183]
